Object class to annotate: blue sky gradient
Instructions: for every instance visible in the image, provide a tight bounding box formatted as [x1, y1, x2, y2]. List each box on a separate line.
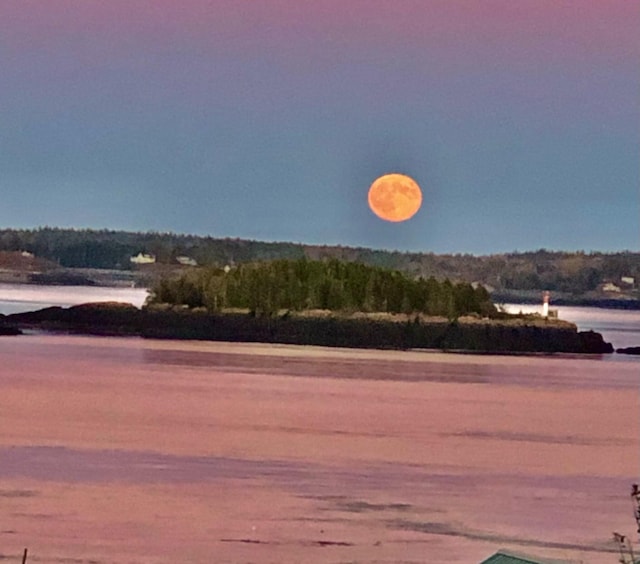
[1, 1, 638, 253]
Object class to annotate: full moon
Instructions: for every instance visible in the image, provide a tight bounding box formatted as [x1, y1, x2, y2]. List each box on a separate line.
[368, 173, 422, 222]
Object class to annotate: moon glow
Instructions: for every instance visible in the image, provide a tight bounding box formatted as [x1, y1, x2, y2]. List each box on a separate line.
[368, 173, 422, 222]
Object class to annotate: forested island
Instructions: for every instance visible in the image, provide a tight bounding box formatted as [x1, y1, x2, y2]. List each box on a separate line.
[1, 227, 638, 308]
[148, 258, 497, 318]
[3, 258, 613, 354]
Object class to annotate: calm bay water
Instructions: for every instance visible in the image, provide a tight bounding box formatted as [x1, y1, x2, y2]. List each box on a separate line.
[0, 282, 149, 314]
[0, 334, 638, 563]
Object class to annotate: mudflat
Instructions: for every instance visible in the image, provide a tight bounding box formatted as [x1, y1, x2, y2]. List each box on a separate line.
[0, 335, 638, 563]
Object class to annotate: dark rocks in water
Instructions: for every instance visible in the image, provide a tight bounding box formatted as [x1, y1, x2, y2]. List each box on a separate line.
[0, 315, 22, 335]
[577, 330, 614, 354]
[11, 302, 138, 323]
[8, 306, 64, 322]
[8, 302, 142, 336]
[616, 346, 640, 355]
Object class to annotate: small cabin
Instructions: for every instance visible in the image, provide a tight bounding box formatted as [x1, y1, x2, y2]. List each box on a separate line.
[130, 252, 156, 265]
[479, 549, 577, 564]
[601, 282, 621, 293]
[176, 256, 197, 266]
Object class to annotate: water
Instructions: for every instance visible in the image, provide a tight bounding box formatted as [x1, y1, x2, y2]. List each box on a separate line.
[503, 303, 640, 349]
[0, 282, 149, 314]
[0, 334, 637, 563]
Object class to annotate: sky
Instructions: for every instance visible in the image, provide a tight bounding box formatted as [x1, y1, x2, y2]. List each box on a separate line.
[1, 1, 638, 255]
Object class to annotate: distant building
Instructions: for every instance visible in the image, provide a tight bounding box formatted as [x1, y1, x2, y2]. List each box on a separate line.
[621, 276, 635, 286]
[130, 252, 156, 265]
[601, 282, 621, 293]
[479, 548, 577, 564]
[472, 281, 495, 293]
[176, 256, 197, 266]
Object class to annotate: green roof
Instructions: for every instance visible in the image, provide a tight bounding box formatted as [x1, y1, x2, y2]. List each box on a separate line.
[479, 549, 576, 564]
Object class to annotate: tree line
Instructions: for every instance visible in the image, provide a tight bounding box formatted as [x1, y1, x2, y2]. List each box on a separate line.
[149, 258, 496, 318]
[0, 227, 303, 270]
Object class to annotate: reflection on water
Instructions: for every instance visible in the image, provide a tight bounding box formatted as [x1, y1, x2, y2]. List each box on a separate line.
[0, 334, 637, 563]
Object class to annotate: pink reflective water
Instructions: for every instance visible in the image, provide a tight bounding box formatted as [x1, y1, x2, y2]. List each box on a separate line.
[0, 335, 638, 563]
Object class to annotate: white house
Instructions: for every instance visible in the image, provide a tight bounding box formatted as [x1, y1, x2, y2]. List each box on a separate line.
[601, 282, 621, 293]
[176, 256, 197, 266]
[130, 252, 156, 265]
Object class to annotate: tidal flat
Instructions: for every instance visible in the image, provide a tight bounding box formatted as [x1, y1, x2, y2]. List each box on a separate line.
[0, 335, 638, 563]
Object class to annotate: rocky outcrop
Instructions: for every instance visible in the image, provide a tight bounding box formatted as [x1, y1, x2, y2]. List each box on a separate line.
[616, 346, 640, 355]
[8, 302, 142, 336]
[0, 314, 22, 335]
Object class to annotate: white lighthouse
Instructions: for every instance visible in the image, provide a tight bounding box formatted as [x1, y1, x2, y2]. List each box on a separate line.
[542, 291, 550, 318]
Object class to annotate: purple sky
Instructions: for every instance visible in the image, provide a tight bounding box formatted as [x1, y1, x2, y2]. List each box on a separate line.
[1, 1, 638, 253]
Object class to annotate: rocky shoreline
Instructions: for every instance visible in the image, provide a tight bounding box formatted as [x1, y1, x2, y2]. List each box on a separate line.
[1, 302, 616, 355]
[0, 323, 21, 336]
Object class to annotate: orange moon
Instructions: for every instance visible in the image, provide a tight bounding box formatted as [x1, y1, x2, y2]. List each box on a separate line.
[368, 173, 422, 222]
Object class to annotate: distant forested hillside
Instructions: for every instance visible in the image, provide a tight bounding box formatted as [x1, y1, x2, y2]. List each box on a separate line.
[0, 227, 304, 270]
[1, 227, 638, 295]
